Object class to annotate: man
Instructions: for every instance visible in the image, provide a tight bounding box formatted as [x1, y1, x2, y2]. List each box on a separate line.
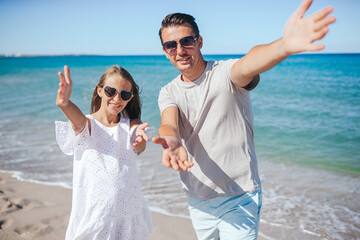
[152, 0, 335, 239]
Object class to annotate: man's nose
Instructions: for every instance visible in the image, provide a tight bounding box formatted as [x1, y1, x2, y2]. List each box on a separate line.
[176, 43, 186, 55]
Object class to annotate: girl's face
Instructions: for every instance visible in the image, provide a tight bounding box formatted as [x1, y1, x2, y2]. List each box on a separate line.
[97, 75, 133, 116]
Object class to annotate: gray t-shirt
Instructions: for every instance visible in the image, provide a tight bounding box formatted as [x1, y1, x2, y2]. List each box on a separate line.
[158, 59, 261, 200]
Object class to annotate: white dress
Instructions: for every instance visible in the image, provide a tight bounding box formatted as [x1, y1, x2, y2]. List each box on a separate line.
[55, 115, 152, 240]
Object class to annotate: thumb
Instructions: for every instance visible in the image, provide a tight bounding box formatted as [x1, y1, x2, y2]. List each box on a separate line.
[138, 122, 149, 131]
[152, 136, 168, 148]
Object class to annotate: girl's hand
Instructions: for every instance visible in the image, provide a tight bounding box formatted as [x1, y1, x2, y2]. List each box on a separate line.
[132, 122, 150, 153]
[56, 65, 73, 108]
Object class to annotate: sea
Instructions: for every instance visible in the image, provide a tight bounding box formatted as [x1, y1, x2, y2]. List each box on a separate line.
[0, 54, 359, 239]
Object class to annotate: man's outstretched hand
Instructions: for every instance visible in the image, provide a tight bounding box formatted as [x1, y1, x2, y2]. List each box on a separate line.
[152, 136, 194, 171]
[283, 0, 336, 55]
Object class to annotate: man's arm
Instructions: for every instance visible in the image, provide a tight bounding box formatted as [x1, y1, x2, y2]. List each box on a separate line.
[231, 0, 336, 87]
[152, 106, 193, 171]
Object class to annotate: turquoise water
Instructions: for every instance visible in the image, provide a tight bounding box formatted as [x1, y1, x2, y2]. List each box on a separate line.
[1, 54, 359, 174]
[0, 54, 359, 239]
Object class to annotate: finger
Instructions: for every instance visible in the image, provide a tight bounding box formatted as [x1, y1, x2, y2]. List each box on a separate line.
[162, 153, 171, 168]
[170, 156, 180, 171]
[136, 136, 145, 143]
[308, 43, 325, 52]
[296, 0, 313, 18]
[312, 26, 329, 42]
[138, 122, 149, 130]
[179, 147, 188, 162]
[58, 71, 66, 84]
[141, 133, 149, 142]
[178, 160, 188, 171]
[184, 160, 194, 168]
[310, 6, 334, 22]
[152, 137, 168, 147]
[57, 88, 64, 97]
[64, 65, 72, 85]
[314, 16, 336, 32]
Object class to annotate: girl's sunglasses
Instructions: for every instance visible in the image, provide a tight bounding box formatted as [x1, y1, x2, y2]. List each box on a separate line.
[102, 86, 133, 101]
[162, 36, 198, 55]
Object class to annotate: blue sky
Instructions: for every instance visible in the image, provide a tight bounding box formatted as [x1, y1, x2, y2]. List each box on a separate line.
[0, 0, 359, 55]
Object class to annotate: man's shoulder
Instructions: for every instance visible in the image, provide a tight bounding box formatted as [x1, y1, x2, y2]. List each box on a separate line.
[206, 59, 239, 73]
[159, 75, 182, 97]
[161, 75, 180, 90]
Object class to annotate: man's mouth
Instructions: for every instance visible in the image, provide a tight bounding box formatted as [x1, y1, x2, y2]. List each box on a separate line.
[177, 56, 190, 63]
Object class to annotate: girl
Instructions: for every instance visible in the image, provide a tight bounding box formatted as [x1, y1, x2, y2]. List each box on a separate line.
[55, 65, 152, 240]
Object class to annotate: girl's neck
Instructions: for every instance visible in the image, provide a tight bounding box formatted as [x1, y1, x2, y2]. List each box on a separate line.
[91, 109, 120, 127]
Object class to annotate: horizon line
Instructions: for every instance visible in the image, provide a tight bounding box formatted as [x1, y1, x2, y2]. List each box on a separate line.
[1, 52, 360, 58]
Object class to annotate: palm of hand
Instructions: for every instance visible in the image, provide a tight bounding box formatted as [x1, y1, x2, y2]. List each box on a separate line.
[56, 66, 73, 107]
[283, 16, 318, 54]
[283, 0, 335, 54]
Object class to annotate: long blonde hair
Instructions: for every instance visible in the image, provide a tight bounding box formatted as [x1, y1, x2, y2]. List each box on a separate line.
[90, 65, 141, 119]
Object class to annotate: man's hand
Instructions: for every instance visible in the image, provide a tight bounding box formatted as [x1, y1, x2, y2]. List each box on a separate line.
[283, 0, 336, 55]
[56, 65, 73, 108]
[152, 136, 194, 171]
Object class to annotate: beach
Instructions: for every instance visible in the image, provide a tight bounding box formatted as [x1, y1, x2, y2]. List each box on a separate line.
[0, 54, 359, 239]
[0, 171, 330, 240]
[0, 172, 198, 240]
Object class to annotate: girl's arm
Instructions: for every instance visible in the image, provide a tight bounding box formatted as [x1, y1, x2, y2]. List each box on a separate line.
[56, 66, 88, 135]
[130, 119, 150, 155]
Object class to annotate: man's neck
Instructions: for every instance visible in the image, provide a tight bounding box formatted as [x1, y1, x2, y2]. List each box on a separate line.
[181, 58, 207, 82]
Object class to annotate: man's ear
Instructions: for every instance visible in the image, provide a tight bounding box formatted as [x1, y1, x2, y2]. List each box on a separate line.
[198, 35, 203, 49]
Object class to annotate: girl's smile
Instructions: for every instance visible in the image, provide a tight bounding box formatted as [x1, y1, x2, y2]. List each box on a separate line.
[95, 75, 133, 125]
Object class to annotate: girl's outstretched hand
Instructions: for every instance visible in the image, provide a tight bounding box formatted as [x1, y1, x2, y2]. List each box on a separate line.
[56, 65, 73, 108]
[132, 122, 151, 153]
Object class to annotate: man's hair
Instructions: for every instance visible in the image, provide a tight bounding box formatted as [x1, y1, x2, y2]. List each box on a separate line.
[159, 13, 200, 44]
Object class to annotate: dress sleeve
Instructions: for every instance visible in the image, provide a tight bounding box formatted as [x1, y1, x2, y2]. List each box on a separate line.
[55, 120, 90, 155]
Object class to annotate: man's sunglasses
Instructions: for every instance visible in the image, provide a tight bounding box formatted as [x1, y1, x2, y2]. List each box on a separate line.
[162, 36, 198, 54]
[102, 86, 133, 101]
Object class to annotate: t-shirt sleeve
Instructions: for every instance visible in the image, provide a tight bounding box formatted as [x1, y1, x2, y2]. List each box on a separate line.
[224, 59, 260, 91]
[158, 85, 177, 114]
[55, 119, 90, 155]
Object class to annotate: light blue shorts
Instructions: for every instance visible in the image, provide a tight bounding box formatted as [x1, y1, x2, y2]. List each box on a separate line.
[187, 189, 262, 240]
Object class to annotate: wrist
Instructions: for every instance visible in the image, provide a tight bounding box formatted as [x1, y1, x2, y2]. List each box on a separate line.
[278, 38, 293, 58]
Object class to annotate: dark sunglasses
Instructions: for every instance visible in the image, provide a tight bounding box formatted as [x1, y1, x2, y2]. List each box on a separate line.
[162, 36, 198, 54]
[102, 86, 133, 101]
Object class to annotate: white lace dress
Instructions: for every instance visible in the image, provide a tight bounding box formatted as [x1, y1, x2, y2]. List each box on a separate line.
[55, 115, 152, 240]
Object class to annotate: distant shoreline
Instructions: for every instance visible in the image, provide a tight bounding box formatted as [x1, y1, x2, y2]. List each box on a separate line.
[1, 52, 360, 58]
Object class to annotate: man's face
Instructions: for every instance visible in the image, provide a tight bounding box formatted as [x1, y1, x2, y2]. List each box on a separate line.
[161, 23, 203, 75]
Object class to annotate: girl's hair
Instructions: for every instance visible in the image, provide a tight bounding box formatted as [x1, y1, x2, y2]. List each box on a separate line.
[90, 65, 141, 119]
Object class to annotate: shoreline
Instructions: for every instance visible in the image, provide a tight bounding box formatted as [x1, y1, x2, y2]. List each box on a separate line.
[0, 170, 328, 240]
[0, 171, 197, 240]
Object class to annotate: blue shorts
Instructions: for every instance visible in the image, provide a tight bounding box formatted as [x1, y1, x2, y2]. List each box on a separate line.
[187, 189, 262, 240]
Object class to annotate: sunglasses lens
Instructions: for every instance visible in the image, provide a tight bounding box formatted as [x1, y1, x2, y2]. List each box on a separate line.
[121, 91, 132, 101]
[163, 41, 177, 53]
[104, 86, 116, 97]
[180, 36, 195, 48]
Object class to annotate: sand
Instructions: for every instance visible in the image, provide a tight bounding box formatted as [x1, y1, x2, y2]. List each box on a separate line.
[0, 172, 198, 240]
[0, 171, 318, 240]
